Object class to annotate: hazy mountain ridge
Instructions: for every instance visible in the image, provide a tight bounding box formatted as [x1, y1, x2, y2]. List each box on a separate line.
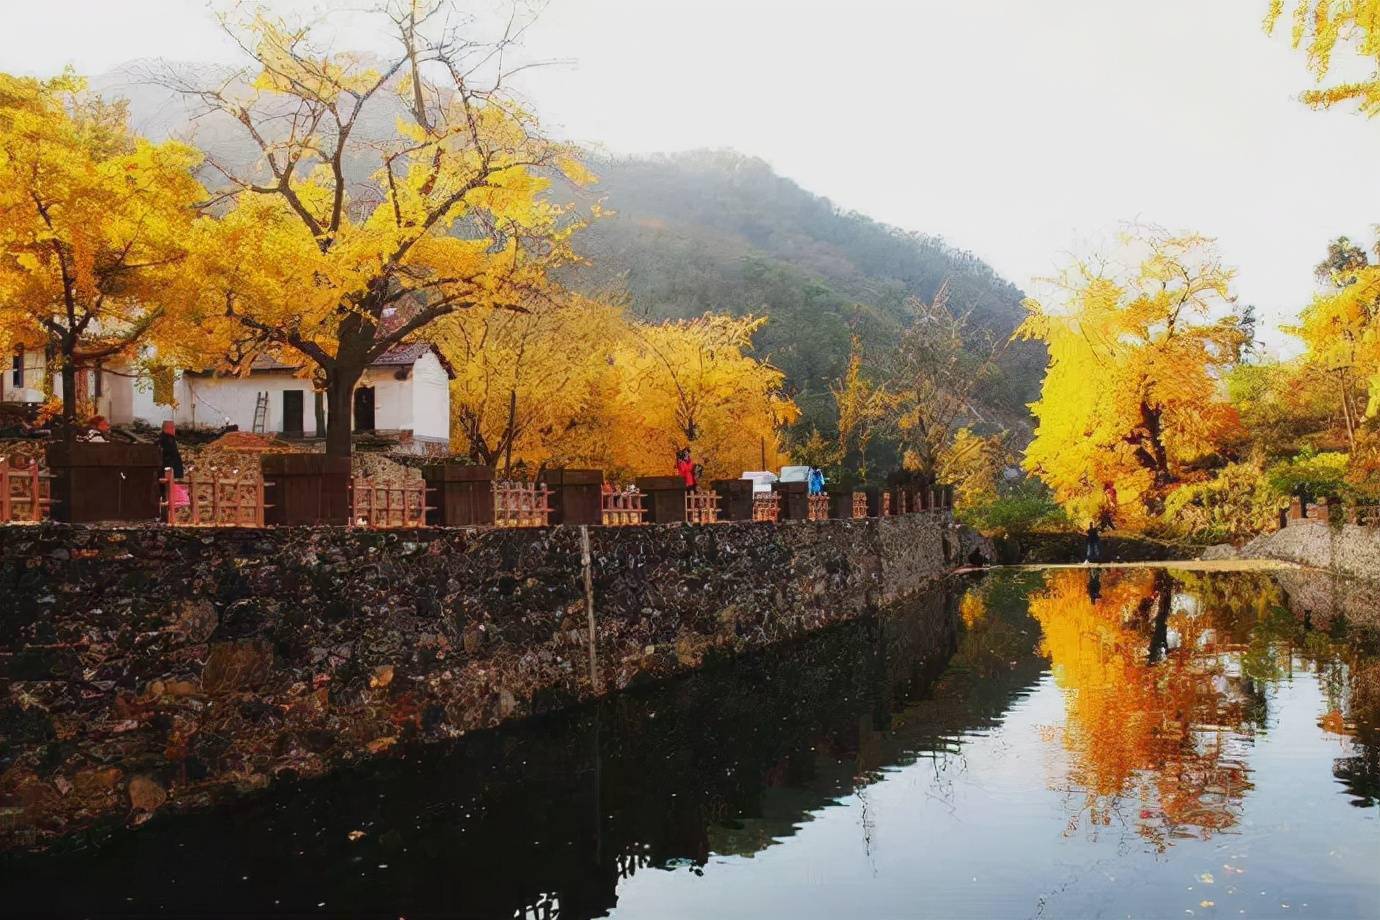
[569, 151, 1042, 436]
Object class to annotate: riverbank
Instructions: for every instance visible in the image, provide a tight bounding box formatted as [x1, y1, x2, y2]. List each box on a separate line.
[0, 514, 968, 850]
[1204, 520, 1380, 580]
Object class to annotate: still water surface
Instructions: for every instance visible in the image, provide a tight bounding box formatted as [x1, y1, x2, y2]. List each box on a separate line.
[4, 567, 1378, 918]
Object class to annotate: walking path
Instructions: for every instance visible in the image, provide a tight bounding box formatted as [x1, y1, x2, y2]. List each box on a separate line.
[963, 558, 1309, 574]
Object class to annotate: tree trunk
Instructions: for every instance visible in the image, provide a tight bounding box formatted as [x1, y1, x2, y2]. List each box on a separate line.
[1339, 370, 1357, 452]
[1138, 402, 1171, 485]
[60, 354, 78, 443]
[323, 365, 361, 461]
[502, 390, 517, 477]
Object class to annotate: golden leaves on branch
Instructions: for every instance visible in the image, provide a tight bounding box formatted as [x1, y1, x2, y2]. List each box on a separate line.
[1267, 1, 1380, 116]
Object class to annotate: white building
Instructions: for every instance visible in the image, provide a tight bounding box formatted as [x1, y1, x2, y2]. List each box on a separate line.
[3, 343, 455, 451]
[1, 345, 110, 414]
[1, 340, 452, 452]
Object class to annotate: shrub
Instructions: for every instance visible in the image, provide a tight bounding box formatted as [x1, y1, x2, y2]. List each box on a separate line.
[961, 480, 1068, 537]
[1264, 449, 1351, 501]
[1160, 462, 1277, 543]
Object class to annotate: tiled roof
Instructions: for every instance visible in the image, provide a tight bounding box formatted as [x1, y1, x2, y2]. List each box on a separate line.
[249, 342, 454, 378]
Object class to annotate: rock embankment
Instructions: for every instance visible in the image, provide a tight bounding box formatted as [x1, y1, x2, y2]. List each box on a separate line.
[0, 513, 963, 850]
[1204, 520, 1380, 581]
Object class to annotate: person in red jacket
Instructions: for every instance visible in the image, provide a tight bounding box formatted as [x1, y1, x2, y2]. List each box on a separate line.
[675, 448, 697, 489]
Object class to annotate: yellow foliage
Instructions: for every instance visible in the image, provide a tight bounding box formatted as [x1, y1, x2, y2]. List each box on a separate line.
[1267, 0, 1380, 116]
[604, 314, 798, 480]
[830, 335, 889, 479]
[1291, 262, 1380, 420]
[959, 590, 988, 628]
[440, 294, 623, 468]
[0, 70, 203, 419]
[1019, 228, 1248, 526]
[939, 427, 1006, 510]
[439, 306, 797, 481]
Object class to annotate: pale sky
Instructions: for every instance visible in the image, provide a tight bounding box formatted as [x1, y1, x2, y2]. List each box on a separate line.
[6, 0, 1378, 350]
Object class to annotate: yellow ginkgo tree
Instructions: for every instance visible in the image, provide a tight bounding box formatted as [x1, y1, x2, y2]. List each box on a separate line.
[1018, 227, 1250, 526]
[612, 314, 798, 480]
[168, 2, 591, 464]
[0, 71, 203, 428]
[440, 293, 623, 471]
[1291, 236, 1380, 444]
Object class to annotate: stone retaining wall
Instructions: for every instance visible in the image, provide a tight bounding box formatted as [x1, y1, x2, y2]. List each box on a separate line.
[1208, 520, 1380, 581]
[0, 514, 957, 849]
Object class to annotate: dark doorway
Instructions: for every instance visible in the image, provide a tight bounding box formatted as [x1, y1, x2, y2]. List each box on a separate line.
[353, 386, 376, 432]
[282, 390, 304, 437]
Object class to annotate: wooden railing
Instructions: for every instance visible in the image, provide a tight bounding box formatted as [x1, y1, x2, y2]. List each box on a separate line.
[602, 490, 646, 526]
[686, 489, 720, 524]
[852, 492, 868, 519]
[162, 468, 269, 527]
[807, 494, 830, 521]
[1, 459, 53, 523]
[494, 480, 553, 527]
[351, 477, 429, 528]
[752, 492, 780, 522]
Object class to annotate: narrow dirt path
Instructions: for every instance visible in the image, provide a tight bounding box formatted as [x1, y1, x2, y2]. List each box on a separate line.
[981, 559, 1309, 573]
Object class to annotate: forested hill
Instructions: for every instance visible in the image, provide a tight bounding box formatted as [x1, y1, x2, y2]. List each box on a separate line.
[566, 151, 1042, 436]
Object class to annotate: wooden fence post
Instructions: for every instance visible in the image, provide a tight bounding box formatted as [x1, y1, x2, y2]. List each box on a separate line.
[27, 462, 40, 522]
[162, 468, 175, 525]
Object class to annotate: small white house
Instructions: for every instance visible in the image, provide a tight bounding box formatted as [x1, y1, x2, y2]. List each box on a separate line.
[1, 345, 111, 415]
[106, 343, 455, 450]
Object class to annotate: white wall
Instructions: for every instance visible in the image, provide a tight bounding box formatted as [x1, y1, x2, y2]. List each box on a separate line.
[357, 352, 450, 445]
[178, 375, 318, 435]
[363, 367, 409, 434]
[1, 349, 48, 404]
[409, 351, 450, 444]
[2, 351, 106, 415]
[103, 355, 449, 446]
[105, 370, 316, 435]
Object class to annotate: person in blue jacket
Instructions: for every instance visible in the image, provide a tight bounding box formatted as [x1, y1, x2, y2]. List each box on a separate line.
[807, 467, 825, 496]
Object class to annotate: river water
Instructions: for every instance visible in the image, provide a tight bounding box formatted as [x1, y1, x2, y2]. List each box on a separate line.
[3, 567, 1378, 919]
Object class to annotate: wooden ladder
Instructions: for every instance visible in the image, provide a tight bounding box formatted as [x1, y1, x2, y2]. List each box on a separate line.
[251, 391, 269, 433]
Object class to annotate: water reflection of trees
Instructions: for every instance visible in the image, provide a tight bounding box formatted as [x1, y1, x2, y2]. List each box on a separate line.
[1026, 568, 1380, 851]
[1026, 570, 1255, 848]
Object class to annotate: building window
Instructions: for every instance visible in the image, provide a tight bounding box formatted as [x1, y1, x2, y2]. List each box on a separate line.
[94, 365, 103, 398]
[11, 349, 22, 389]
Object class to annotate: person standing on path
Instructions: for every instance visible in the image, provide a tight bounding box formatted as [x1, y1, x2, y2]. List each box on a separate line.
[159, 420, 184, 479]
[1085, 521, 1103, 564]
